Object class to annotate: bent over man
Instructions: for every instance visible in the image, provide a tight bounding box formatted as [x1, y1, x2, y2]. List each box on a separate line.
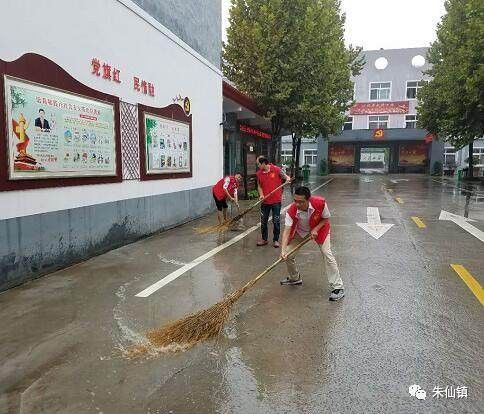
[212, 173, 242, 224]
[280, 186, 345, 301]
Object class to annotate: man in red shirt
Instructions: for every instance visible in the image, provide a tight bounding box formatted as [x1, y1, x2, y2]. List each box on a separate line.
[256, 156, 291, 247]
[280, 186, 344, 301]
[212, 173, 242, 224]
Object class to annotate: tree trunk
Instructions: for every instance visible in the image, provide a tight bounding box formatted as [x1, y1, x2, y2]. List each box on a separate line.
[270, 115, 282, 164]
[295, 136, 302, 179]
[468, 140, 474, 178]
[270, 135, 280, 163]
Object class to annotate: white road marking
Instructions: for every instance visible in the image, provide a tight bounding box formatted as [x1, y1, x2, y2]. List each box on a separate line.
[389, 179, 409, 184]
[135, 178, 334, 297]
[356, 207, 394, 240]
[439, 210, 483, 243]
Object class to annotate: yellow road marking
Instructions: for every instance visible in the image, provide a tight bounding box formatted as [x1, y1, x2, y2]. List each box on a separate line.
[411, 216, 426, 228]
[450, 264, 484, 306]
[395, 197, 403, 204]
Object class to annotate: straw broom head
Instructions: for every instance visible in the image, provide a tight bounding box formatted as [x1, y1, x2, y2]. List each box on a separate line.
[145, 288, 245, 350]
[126, 236, 310, 356]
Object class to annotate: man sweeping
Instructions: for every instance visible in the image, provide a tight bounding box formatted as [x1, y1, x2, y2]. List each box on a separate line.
[256, 156, 291, 247]
[212, 173, 242, 225]
[280, 186, 345, 301]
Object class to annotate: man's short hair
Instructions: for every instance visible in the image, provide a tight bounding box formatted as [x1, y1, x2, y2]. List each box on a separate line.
[234, 172, 243, 177]
[39, 109, 45, 113]
[258, 157, 269, 165]
[294, 186, 311, 200]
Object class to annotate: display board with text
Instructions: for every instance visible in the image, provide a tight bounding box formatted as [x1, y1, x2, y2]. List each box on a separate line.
[5, 76, 117, 180]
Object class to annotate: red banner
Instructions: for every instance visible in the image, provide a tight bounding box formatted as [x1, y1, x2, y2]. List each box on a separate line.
[329, 144, 355, 167]
[399, 143, 428, 166]
[350, 101, 409, 115]
[240, 124, 271, 139]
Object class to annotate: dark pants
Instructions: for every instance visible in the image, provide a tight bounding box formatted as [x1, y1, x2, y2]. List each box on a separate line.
[260, 202, 281, 242]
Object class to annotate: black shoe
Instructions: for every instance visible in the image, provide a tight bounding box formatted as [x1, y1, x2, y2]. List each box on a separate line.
[329, 289, 345, 301]
[280, 277, 303, 286]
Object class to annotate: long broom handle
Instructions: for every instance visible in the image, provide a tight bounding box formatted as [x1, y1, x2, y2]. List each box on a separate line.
[251, 179, 292, 209]
[233, 235, 312, 297]
[223, 180, 291, 226]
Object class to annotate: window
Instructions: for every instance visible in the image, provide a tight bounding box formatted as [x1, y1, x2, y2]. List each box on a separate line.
[368, 115, 389, 129]
[303, 149, 318, 166]
[281, 149, 293, 165]
[405, 114, 417, 128]
[444, 147, 456, 166]
[343, 116, 353, 130]
[473, 147, 484, 165]
[406, 80, 427, 99]
[369, 82, 391, 100]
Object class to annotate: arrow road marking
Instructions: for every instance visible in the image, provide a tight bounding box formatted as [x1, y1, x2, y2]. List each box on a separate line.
[439, 210, 483, 243]
[356, 207, 394, 239]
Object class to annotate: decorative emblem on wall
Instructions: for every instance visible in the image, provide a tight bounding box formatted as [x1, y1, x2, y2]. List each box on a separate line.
[171, 94, 191, 115]
[183, 97, 191, 115]
[373, 128, 385, 139]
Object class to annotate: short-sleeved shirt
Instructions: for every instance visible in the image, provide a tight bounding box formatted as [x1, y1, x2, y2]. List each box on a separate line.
[285, 202, 331, 238]
[256, 164, 286, 205]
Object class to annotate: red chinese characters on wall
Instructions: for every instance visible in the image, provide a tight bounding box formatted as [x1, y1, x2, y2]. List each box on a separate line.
[91, 58, 121, 83]
[133, 77, 155, 97]
[90, 58, 155, 97]
[350, 101, 409, 115]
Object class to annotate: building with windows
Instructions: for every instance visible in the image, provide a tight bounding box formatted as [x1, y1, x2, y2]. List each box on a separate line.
[281, 48, 445, 175]
[319, 47, 444, 174]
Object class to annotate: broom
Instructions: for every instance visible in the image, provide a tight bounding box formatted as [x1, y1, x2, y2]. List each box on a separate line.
[196, 180, 292, 234]
[140, 235, 311, 353]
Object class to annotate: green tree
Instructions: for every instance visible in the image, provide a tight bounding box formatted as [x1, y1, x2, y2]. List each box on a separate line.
[417, 0, 484, 178]
[223, 0, 362, 175]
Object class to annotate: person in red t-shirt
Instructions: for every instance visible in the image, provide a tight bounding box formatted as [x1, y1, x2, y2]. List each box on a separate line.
[212, 173, 242, 224]
[256, 156, 291, 247]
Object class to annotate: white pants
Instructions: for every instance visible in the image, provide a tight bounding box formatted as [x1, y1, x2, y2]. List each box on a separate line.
[285, 233, 344, 290]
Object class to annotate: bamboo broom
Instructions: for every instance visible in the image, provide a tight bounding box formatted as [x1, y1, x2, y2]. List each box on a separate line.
[196, 180, 292, 234]
[137, 235, 311, 354]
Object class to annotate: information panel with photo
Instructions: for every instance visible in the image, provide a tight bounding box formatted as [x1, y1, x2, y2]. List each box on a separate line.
[5, 76, 117, 179]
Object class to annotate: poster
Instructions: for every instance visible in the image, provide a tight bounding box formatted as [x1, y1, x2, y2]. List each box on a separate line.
[5, 76, 116, 179]
[329, 144, 355, 167]
[246, 151, 256, 175]
[399, 143, 428, 166]
[144, 113, 190, 174]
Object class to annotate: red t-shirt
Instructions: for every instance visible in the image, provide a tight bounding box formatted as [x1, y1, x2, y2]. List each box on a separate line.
[256, 164, 284, 205]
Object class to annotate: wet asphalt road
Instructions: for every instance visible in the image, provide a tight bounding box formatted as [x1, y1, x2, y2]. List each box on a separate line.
[0, 175, 483, 414]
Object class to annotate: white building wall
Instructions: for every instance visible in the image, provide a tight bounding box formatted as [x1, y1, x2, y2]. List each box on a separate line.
[0, 0, 223, 220]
